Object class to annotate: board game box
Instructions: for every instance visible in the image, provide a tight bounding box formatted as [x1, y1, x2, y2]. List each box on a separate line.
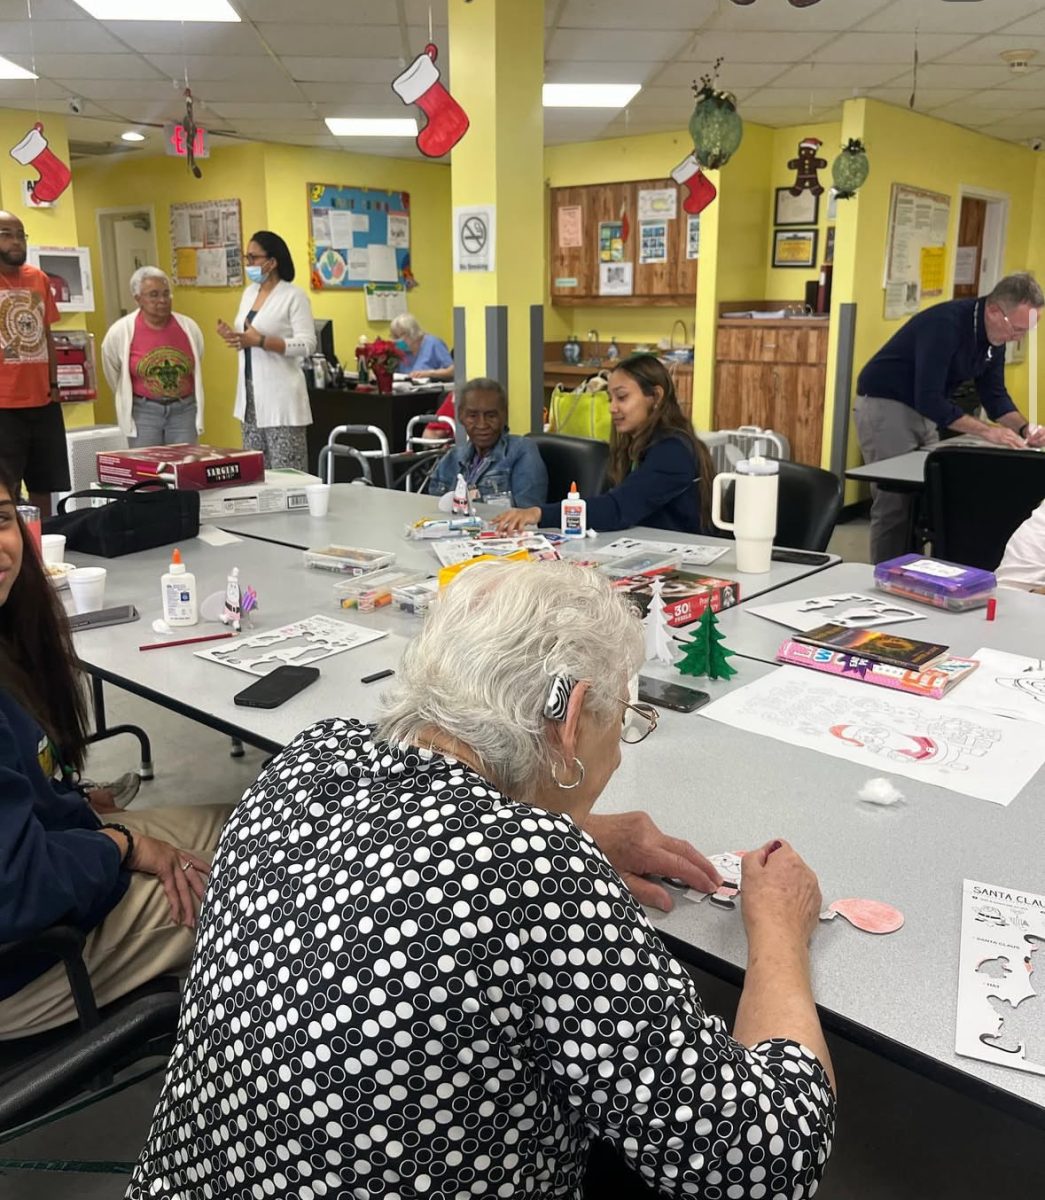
[612, 569, 741, 628]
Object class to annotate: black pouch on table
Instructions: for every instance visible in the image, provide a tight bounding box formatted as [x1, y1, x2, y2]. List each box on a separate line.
[43, 480, 201, 558]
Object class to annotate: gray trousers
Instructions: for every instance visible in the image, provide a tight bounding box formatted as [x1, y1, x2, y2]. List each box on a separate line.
[128, 396, 198, 447]
[853, 394, 939, 564]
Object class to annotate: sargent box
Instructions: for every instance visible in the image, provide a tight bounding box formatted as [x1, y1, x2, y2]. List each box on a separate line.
[96, 444, 265, 491]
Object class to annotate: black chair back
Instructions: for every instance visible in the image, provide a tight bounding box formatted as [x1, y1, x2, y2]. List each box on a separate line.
[526, 433, 609, 504]
[774, 460, 844, 552]
[925, 446, 1045, 569]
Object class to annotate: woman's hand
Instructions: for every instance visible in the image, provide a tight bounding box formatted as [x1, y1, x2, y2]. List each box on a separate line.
[217, 320, 262, 351]
[581, 811, 722, 910]
[492, 506, 541, 533]
[129, 834, 211, 928]
[740, 839, 822, 948]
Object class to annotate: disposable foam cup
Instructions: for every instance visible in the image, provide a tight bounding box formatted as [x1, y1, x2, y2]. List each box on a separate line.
[306, 484, 331, 518]
[41, 534, 66, 565]
[68, 567, 107, 614]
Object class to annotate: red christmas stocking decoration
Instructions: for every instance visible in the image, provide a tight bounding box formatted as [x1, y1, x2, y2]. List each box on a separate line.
[9, 122, 71, 204]
[671, 154, 717, 215]
[392, 44, 470, 159]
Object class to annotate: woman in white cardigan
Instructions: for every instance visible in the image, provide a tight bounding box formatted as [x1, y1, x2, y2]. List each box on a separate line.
[100, 266, 204, 447]
[218, 231, 316, 471]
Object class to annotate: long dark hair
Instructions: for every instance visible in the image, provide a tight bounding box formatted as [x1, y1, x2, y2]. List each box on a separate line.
[607, 354, 715, 528]
[250, 230, 295, 282]
[0, 470, 90, 772]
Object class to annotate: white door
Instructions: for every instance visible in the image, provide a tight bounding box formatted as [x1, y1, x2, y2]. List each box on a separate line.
[99, 210, 158, 326]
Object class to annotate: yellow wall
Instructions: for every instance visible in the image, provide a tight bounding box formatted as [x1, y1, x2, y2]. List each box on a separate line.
[0, 109, 94, 427]
[74, 142, 452, 448]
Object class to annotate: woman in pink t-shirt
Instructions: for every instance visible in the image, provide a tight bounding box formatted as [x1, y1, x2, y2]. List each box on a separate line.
[101, 267, 205, 447]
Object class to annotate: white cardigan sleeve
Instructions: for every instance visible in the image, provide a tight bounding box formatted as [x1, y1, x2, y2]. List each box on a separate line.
[283, 286, 317, 360]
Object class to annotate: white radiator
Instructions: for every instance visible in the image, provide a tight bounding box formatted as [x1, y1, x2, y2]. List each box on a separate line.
[58, 423, 127, 511]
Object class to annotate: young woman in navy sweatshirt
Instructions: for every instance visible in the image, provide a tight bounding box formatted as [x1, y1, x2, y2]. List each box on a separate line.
[495, 354, 714, 535]
[0, 472, 230, 1036]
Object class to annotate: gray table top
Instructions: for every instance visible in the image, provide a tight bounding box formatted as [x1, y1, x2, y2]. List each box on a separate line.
[606, 656, 1045, 1120]
[713, 561, 1045, 665]
[217, 484, 839, 601]
[845, 449, 929, 487]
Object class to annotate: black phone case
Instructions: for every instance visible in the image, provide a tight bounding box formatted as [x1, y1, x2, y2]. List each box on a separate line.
[67, 605, 139, 632]
[234, 666, 320, 709]
[637, 679, 710, 713]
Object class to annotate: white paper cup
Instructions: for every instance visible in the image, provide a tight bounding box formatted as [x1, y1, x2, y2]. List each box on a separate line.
[68, 567, 107, 614]
[306, 484, 331, 518]
[41, 534, 66, 565]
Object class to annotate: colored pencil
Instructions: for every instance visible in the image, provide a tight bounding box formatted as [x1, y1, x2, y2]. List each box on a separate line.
[139, 632, 235, 652]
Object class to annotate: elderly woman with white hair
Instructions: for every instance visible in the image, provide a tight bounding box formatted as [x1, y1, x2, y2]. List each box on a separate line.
[128, 562, 836, 1200]
[390, 310, 454, 380]
[100, 265, 204, 447]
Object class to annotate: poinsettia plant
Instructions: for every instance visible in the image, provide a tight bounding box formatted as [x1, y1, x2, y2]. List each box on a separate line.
[355, 338, 404, 372]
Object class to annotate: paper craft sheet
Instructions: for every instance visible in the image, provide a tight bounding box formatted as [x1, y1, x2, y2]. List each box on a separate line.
[951, 648, 1045, 726]
[195, 614, 386, 677]
[748, 592, 925, 632]
[700, 667, 1045, 805]
[956, 879, 1045, 1077]
[598, 536, 728, 568]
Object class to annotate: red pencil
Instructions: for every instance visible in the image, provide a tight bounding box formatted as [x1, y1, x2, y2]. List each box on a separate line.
[139, 632, 235, 651]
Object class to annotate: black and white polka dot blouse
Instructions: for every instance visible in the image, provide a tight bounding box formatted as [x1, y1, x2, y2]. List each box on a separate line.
[129, 719, 835, 1199]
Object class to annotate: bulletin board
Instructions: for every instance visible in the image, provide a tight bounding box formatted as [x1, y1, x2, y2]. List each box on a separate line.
[307, 182, 410, 291]
[882, 183, 950, 319]
[169, 198, 243, 288]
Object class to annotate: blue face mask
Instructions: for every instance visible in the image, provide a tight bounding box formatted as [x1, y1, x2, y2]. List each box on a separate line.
[246, 265, 267, 285]
[395, 339, 409, 351]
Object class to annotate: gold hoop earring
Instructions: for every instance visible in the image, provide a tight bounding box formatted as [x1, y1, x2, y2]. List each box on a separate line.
[551, 757, 585, 790]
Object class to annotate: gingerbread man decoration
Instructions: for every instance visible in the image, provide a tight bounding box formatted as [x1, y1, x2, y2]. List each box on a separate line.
[787, 136, 827, 196]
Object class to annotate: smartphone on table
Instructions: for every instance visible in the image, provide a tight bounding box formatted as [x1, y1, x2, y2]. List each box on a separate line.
[234, 665, 320, 709]
[637, 675, 711, 713]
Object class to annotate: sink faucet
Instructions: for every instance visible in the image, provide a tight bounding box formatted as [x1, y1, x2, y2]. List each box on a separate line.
[586, 328, 601, 366]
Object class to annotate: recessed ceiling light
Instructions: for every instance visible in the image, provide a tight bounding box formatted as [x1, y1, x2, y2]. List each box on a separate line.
[121, 131, 146, 142]
[71, 0, 240, 19]
[0, 55, 36, 80]
[542, 83, 642, 108]
[325, 117, 419, 137]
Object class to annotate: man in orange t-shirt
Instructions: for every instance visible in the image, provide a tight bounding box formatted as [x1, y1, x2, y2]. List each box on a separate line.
[0, 211, 67, 515]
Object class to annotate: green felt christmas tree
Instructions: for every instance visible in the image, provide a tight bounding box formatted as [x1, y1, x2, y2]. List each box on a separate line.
[677, 605, 737, 681]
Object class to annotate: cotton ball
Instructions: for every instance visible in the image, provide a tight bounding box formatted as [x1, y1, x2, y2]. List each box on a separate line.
[858, 777, 904, 806]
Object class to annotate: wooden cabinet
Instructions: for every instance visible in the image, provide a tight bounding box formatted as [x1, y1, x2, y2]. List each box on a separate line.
[550, 178, 697, 306]
[713, 319, 829, 466]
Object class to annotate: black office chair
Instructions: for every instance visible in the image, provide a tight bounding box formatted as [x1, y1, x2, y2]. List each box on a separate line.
[924, 445, 1045, 569]
[718, 460, 843, 552]
[526, 433, 609, 504]
[0, 925, 181, 1149]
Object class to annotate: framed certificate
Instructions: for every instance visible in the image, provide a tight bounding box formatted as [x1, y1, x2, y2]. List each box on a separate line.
[774, 187, 819, 227]
[772, 228, 819, 269]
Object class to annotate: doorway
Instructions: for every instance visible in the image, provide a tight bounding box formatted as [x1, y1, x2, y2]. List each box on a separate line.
[96, 207, 159, 327]
[953, 189, 1008, 300]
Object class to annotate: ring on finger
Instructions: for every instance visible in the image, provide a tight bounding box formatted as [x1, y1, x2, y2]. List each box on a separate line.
[180, 860, 192, 871]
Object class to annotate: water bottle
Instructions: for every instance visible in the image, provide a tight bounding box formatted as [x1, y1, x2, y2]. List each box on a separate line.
[710, 456, 779, 574]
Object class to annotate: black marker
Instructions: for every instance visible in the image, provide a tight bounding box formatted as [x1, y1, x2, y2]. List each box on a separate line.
[361, 668, 395, 684]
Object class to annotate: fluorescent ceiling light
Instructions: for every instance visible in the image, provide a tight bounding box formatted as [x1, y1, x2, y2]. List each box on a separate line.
[325, 117, 418, 137]
[542, 83, 642, 108]
[121, 131, 146, 142]
[0, 55, 36, 80]
[72, 0, 240, 19]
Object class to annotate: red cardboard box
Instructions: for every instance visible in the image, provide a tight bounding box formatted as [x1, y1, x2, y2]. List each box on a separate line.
[96, 444, 266, 491]
[612, 569, 741, 628]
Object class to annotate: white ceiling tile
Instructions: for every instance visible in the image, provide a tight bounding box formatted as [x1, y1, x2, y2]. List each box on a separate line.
[0, 97, 108, 116]
[282, 56, 388, 83]
[239, 0, 419, 20]
[0, 78, 68, 100]
[299, 76, 411, 101]
[297, 63, 407, 91]
[771, 63, 911, 89]
[997, 9, 1045, 36]
[932, 35, 1045, 65]
[101, 21, 265, 56]
[655, 60, 786, 89]
[219, 118, 325, 135]
[201, 102, 316, 120]
[544, 61, 661, 85]
[626, 85, 700, 110]
[707, 0, 893, 33]
[149, 77, 303, 103]
[977, 119, 1045, 141]
[861, 0, 1045, 35]
[926, 87, 1044, 112]
[304, 84, 406, 109]
[547, 29, 695, 62]
[256, 23, 404, 57]
[674, 31, 836, 64]
[906, 63, 1023, 90]
[144, 54, 269, 81]
[743, 87, 863, 109]
[21, 52, 164, 79]
[0, 0, 84, 16]
[811, 32, 978, 64]
[861, 88, 978, 107]
[738, 105, 843, 128]
[0, 20, 126, 54]
[996, 67, 1045, 88]
[53, 77, 190, 101]
[556, 0, 718, 31]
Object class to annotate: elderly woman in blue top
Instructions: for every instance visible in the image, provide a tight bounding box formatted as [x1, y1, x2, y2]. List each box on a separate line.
[390, 311, 454, 381]
[496, 353, 714, 535]
[427, 376, 548, 508]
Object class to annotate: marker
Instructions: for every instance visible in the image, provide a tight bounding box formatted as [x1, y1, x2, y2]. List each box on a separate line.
[139, 632, 235, 651]
[361, 668, 395, 684]
[986, 598, 997, 622]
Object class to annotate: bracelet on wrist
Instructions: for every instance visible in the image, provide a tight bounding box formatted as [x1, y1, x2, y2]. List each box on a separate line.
[1019, 423, 1029, 438]
[101, 821, 135, 866]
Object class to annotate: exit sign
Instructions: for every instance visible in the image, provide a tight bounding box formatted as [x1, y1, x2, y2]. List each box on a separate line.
[163, 123, 210, 159]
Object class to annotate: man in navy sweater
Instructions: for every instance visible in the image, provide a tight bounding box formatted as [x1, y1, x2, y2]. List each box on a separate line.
[855, 273, 1045, 563]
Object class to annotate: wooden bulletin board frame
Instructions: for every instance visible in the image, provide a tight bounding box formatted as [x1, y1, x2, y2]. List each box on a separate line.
[307, 182, 411, 291]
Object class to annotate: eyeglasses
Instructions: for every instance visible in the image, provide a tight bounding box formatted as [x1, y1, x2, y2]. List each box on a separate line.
[244, 252, 270, 264]
[620, 698, 659, 744]
[0, 228, 27, 241]
[140, 290, 171, 301]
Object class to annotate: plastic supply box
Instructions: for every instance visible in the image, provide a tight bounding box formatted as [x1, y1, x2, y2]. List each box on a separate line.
[874, 554, 996, 612]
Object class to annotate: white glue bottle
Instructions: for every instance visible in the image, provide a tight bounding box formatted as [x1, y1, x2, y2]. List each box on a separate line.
[561, 481, 587, 538]
[161, 548, 198, 627]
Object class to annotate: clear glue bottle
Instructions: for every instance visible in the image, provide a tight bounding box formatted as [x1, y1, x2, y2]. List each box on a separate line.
[161, 548, 198, 627]
[561, 481, 587, 538]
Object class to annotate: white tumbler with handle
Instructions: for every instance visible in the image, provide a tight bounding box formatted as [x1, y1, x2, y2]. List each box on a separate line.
[711, 455, 779, 574]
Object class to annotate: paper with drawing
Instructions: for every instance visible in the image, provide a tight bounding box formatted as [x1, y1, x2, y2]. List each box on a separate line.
[951, 647, 1045, 726]
[598, 536, 728, 568]
[956, 879, 1045, 1077]
[700, 667, 1045, 804]
[195, 614, 386, 677]
[747, 592, 925, 632]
